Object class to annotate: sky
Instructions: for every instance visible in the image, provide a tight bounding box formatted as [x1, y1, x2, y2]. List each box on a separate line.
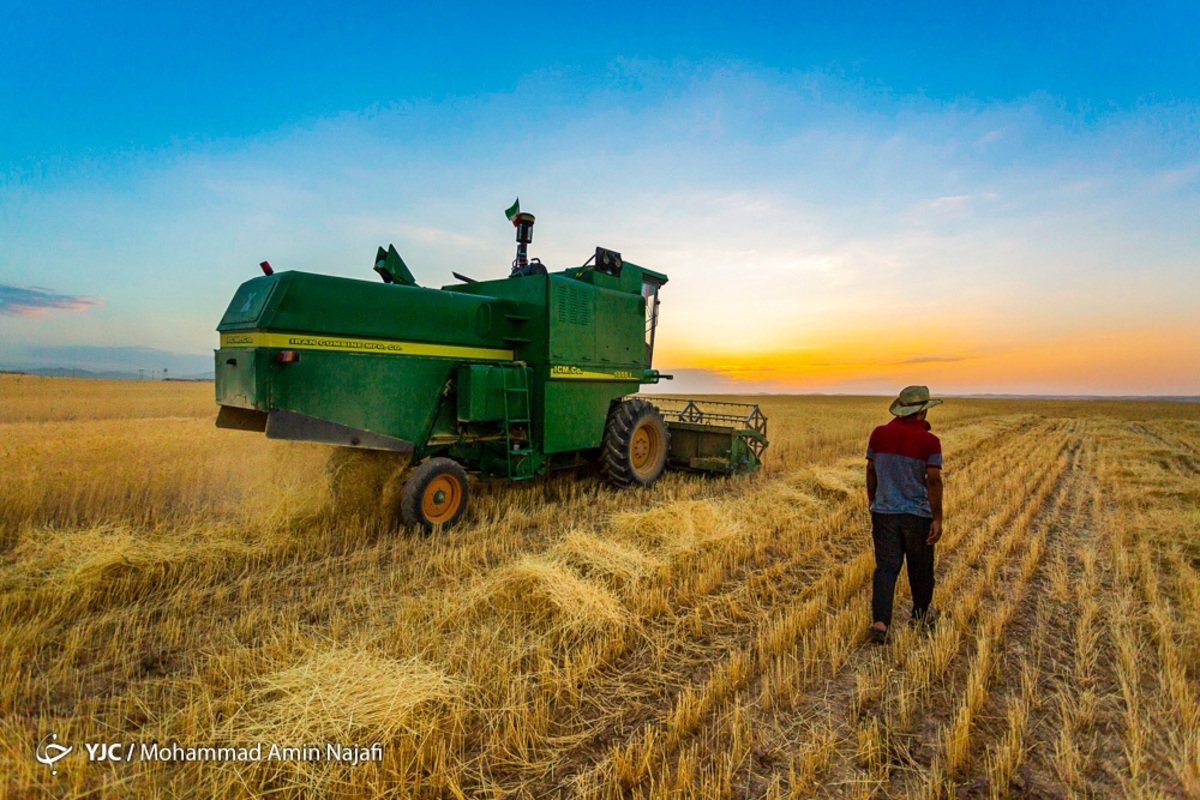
[1, 1, 1198, 394]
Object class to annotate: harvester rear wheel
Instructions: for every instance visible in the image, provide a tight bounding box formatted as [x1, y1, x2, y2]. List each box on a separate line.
[401, 458, 469, 531]
[602, 399, 669, 488]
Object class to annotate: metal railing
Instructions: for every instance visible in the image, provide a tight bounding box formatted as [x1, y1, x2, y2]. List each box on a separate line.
[649, 398, 766, 430]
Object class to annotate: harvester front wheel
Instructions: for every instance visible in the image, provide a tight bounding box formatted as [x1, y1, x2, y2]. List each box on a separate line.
[401, 458, 470, 532]
[602, 399, 669, 488]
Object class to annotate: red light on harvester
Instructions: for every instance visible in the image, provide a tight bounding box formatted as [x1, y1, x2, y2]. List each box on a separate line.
[274, 350, 299, 364]
[260, 261, 274, 276]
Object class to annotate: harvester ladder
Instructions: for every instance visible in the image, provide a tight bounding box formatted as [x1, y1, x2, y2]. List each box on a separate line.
[502, 367, 534, 480]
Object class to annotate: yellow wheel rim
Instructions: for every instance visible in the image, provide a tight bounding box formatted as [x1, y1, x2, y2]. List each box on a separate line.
[421, 475, 462, 524]
[630, 422, 662, 477]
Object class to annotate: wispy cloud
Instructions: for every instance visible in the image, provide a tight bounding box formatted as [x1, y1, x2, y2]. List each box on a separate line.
[897, 355, 973, 365]
[642, 368, 787, 395]
[702, 354, 977, 370]
[1155, 164, 1200, 191]
[974, 128, 1007, 149]
[0, 285, 101, 317]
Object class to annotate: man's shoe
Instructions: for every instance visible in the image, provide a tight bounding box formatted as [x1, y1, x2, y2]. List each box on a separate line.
[866, 625, 888, 644]
[909, 609, 941, 631]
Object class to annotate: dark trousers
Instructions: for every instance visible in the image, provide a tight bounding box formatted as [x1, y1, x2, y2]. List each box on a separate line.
[871, 512, 935, 627]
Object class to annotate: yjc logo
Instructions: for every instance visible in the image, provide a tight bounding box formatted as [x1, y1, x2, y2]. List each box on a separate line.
[35, 733, 73, 775]
[84, 742, 134, 761]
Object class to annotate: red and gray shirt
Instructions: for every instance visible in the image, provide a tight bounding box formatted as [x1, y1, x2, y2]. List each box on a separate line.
[866, 416, 943, 518]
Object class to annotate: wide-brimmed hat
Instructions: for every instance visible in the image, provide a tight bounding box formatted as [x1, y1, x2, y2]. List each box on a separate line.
[889, 385, 943, 417]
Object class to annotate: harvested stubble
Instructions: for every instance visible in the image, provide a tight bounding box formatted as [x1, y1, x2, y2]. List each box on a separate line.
[2, 374, 1198, 799]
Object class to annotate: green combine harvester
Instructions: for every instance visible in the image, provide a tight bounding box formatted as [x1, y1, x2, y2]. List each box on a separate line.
[214, 203, 768, 529]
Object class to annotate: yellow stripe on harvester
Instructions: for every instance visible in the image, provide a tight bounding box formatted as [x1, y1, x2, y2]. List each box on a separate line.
[220, 332, 513, 361]
[550, 365, 639, 381]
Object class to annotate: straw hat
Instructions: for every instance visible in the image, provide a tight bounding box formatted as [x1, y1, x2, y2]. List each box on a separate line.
[889, 385, 943, 417]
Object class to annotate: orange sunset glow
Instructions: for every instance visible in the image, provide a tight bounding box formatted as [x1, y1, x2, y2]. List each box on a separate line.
[659, 318, 1199, 396]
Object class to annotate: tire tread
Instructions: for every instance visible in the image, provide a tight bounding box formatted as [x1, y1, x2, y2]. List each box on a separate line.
[601, 399, 669, 488]
[400, 457, 470, 531]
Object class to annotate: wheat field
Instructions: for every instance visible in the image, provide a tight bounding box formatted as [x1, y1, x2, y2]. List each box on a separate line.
[2, 374, 1197, 798]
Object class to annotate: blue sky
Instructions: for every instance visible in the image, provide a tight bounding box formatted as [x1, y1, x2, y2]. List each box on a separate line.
[2, 1, 1198, 392]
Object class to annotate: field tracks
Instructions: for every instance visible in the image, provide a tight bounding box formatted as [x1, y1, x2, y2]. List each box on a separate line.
[504, 420, 1074, 797]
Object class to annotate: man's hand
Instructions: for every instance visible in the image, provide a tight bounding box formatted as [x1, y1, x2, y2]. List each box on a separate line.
[925, 466, 942, 544]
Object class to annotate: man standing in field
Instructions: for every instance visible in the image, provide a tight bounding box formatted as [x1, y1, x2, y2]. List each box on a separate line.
[865, 385, 944, 644]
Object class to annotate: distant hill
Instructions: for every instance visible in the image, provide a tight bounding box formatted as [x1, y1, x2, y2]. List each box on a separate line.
[1, 367, 215, 381]
[957, 393, 1199, 403]
[1, 344, 215, 381]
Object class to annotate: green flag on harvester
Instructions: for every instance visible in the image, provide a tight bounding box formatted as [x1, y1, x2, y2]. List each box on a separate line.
[504, 198, 520, 221]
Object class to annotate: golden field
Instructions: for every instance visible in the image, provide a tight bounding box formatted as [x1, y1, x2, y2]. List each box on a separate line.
[2, 374, 1198, 799]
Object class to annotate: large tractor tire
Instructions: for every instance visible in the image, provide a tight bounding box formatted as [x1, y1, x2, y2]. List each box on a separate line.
[401, 458, 470, 531]
[602, 399, 670, 488]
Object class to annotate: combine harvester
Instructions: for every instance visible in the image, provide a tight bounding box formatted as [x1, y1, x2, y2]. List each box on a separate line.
[214, 204, 768, 529]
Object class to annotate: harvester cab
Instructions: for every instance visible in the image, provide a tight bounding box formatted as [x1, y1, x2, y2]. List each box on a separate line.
[214, 204, 768, 530]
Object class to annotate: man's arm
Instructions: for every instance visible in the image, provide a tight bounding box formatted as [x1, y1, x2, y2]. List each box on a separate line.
[866, 460, 877, 505]
[926, 465, 943, 544]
